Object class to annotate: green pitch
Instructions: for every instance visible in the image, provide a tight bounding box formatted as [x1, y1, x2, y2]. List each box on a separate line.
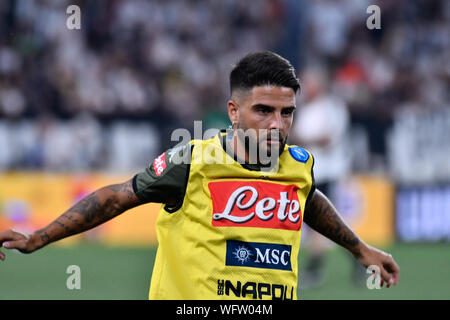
[0, 242, 448, 300]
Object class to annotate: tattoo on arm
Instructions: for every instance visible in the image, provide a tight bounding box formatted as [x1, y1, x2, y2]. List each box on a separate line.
[304, 190, 360, 253]
[35, 179, 141, 246]
[67, 180, 139, 225]
[35, 229, 50, 243]
[68, 192, 102, 224]
[107, 183, 135, 201]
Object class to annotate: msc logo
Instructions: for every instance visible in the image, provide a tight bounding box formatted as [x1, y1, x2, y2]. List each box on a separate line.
[226, 240, 292, 271]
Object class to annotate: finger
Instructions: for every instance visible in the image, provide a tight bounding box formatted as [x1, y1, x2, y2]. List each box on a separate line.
[382, 272, 395, 288]
[0, 249, 5, 261]
[394, 273, 399, 285]
[2, 240, 27, 251]
[384, 256, 400, 285]
[389, 272, 399, 286]
[383, 260, 394, 288]
[11, 230, 30, 243]
[386, 256, 400, 272]
[379, 265, 393, 286]
[0, 230, 15, 244]
[0, 230, 27, 245]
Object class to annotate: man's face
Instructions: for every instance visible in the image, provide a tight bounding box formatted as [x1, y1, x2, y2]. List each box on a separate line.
[228, 85, 296, 161]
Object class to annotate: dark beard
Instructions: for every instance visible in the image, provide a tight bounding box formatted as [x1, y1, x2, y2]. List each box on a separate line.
[262, 130, 287, 157]
[236, 122, 286, 165]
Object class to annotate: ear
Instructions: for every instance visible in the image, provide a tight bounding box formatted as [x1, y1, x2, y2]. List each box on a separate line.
[227, 99, 240, 125]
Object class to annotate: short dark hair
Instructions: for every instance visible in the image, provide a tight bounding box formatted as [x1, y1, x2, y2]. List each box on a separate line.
[229, 51, 300, 95]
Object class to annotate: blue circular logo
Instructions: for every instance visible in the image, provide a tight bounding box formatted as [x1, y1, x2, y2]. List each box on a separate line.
[288, 147, 310, 163]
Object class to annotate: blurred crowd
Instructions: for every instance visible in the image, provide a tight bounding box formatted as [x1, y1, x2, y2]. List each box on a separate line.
[0, 0, 448, 181]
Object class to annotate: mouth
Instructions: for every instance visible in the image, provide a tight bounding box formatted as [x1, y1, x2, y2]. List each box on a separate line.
[263, 137, 284, 147]
[259, 131, 284, 148]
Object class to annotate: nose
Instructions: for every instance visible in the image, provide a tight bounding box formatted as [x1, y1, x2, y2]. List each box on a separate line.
[269, 112, 283, 131]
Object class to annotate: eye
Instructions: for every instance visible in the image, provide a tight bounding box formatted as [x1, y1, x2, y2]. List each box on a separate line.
[256, 106, 272, 115]
[281, 108, 295, 116]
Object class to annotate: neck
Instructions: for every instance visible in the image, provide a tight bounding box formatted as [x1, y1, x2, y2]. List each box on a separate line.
[227, 130, 250, 163]
[223, 130, 281, 172]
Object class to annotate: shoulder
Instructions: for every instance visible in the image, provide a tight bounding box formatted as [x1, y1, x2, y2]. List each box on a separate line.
[165, 143, 193, 165]
[284, 144, 314, 165]
[190, 131, 224, 151]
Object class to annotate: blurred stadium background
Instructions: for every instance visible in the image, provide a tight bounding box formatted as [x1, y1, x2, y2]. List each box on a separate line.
[0, 0, 449, 299]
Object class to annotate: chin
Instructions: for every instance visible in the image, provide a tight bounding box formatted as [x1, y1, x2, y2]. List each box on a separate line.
[260, 144, 282, 159]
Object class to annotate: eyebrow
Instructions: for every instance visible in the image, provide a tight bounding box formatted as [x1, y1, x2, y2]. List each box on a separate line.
[251, 104, 296, 111]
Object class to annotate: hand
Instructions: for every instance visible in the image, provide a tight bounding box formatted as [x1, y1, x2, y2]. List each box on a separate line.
[354, 244, 400, 288]
[0, 229, 36, 261]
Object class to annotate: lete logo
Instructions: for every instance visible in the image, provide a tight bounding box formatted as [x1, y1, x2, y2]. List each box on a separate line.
[209, 181, 303, 230]
[153, 152, 167, 176]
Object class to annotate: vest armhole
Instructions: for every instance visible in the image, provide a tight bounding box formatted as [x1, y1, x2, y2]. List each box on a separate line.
[304, 155, 316, 214]
[163, 145, 194, 214]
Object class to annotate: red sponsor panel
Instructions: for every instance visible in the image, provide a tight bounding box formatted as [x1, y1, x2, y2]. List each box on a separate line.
[153, 152, 167, 176]
[209, 181, 303, 230]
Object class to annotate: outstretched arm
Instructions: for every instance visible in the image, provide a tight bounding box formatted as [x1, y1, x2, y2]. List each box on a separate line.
[0, 178, 142, 260]
[304, 189, 400, 287]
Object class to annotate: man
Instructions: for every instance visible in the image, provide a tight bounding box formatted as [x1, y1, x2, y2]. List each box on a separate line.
[0, 51, 399, 300]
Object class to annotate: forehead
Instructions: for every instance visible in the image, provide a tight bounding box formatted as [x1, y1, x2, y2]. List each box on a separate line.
[246, 85, 296, 107]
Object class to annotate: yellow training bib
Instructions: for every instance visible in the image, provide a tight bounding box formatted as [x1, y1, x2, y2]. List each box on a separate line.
[149, 134, 314, 300]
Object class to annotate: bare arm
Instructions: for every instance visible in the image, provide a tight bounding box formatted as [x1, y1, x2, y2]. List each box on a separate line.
[0, 179, 142, 258]
[304, 189, 361, 254]
[304, 189, 400, 287]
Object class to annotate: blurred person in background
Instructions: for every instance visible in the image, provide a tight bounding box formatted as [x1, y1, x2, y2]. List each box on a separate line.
[0, 0, 446, 175]
[291, 66, 352, 288]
